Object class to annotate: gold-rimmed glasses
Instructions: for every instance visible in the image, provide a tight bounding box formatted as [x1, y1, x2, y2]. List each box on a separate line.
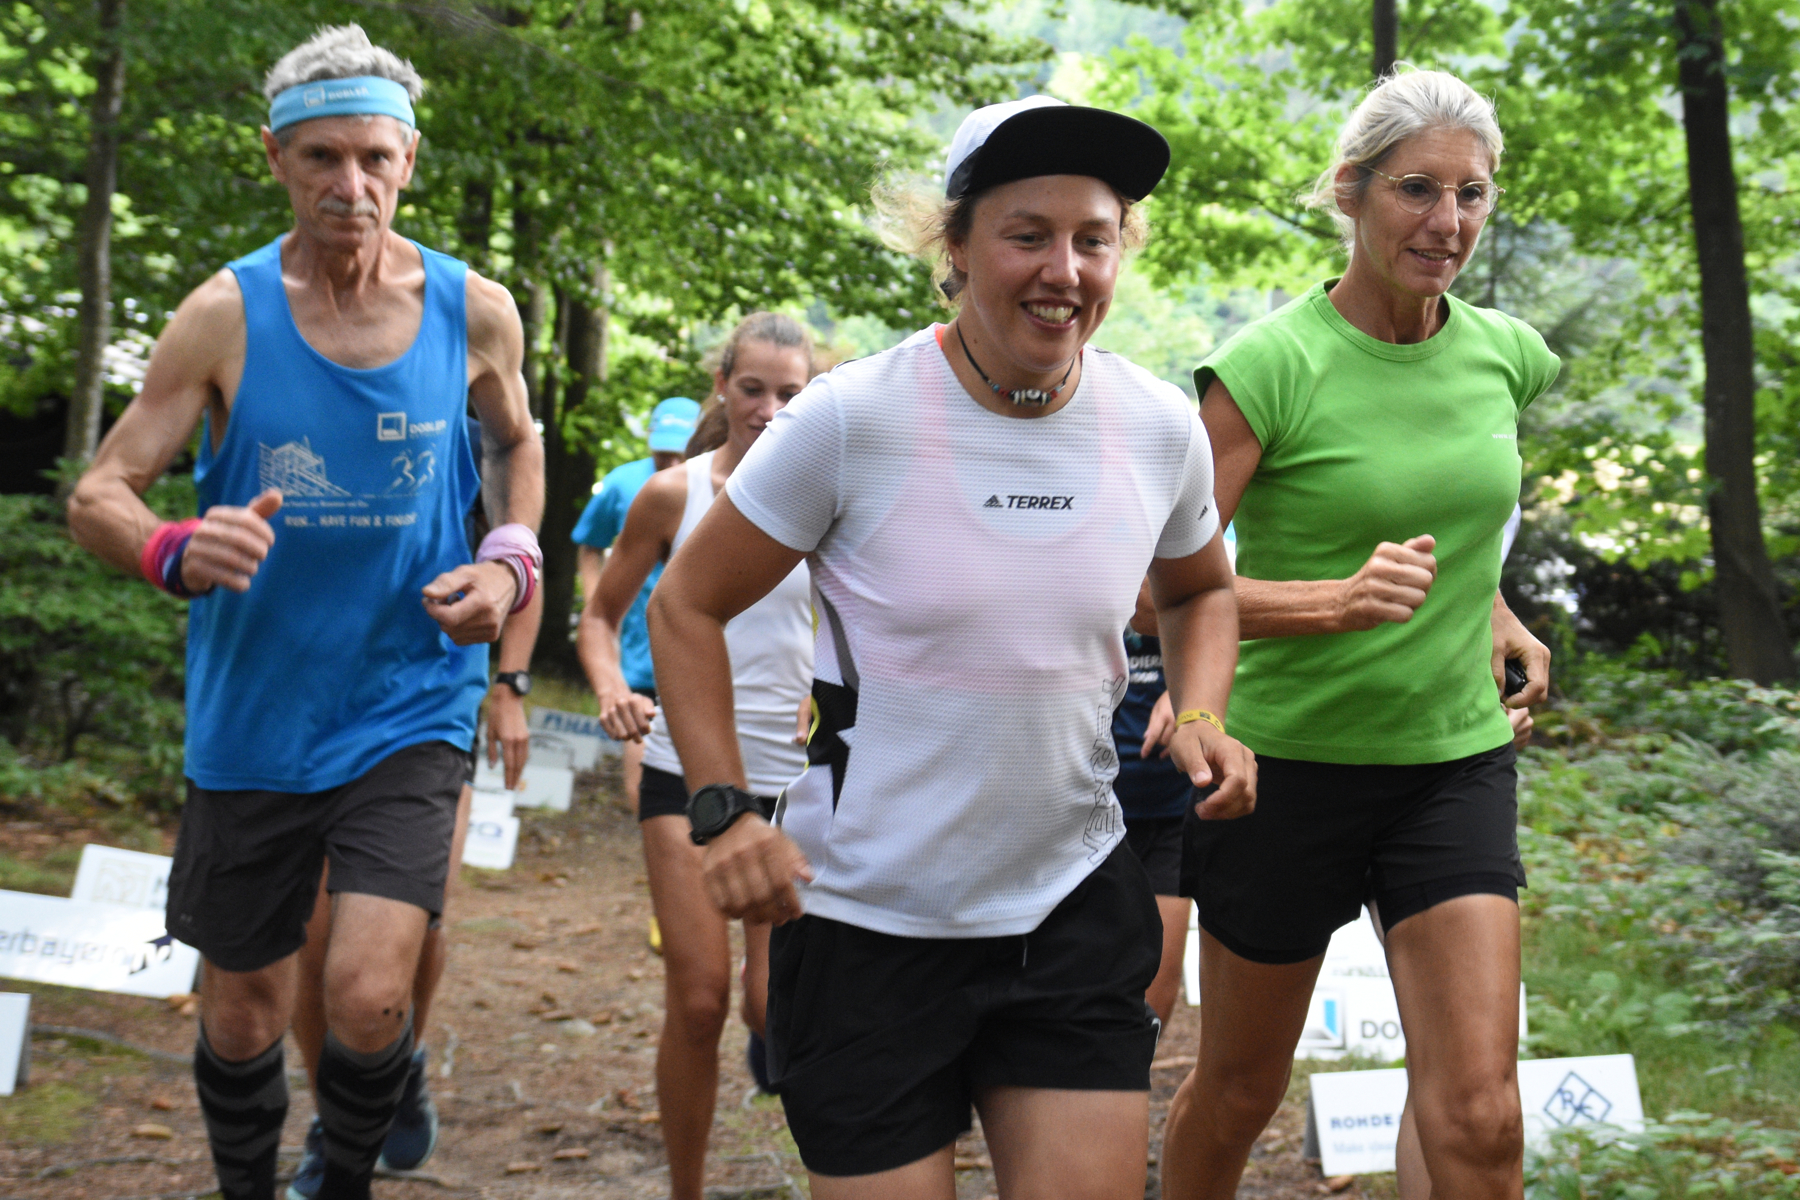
[1366, 167, 1503, 218]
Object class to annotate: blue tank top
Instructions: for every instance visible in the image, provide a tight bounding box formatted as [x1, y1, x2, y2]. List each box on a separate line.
[1111, 630, 1194, 821]
[183, 236, 487, 792]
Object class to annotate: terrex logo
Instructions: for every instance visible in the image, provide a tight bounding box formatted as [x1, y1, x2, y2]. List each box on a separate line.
[984, 494, 1075, 511]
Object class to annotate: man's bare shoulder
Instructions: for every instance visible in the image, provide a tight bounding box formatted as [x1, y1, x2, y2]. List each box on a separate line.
[169, 268, 245, 342]
[142, 269, 244, 395]
[465, 270, 522, 358]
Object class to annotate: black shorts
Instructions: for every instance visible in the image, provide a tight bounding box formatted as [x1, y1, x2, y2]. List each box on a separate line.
[1181, 743, 1523, 965]
[767, 841, 1161, 1177]
[637, 763, 775, 825]
[166, 740, 466, 972]
[1122, 814, 1184, 896]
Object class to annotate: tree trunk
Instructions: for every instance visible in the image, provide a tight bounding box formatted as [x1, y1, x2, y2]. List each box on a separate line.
[63, 0, 126, 467]
[1675, 0, 1795, 682]
[1372, 0, 1397, 80]
[532, 267, 605, 677]
[457, 176, 494, 272]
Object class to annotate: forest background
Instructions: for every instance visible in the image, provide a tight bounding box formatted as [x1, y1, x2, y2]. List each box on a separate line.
[5, 0, 1800, 1193]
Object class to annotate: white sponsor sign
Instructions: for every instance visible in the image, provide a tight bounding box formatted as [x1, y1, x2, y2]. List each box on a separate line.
[1186, 909, 1526, 1058]
[470, 788, 515, 821]
[0, 993, 28, 1096]
[527, 733, 581, 771]
[526, 708, 618, 768]
[1309, 1054, 1645, 1176]
[462, 813, 521, 871]
[71, 844, 171, 911]
[0, 891, 200, 998]
[472, 758, 573, 812]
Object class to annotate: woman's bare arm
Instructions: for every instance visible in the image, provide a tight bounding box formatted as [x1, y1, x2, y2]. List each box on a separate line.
[576, 473, 683, 740]
[1147, 532, 1257, 819]
[648, 495, 811, 924]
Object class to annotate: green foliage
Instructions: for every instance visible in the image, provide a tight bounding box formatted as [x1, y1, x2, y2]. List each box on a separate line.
[0, 476, 190, 809]
[1513, 685, 1800, 1131]
[1090, 0, 1501, 290]
[1527, 1113, 1800, 1198]
[0, 0, 1046, 442]
[1100, 0, 1800, 607]
[1540, 657, 1800, 755]
[1660, 744, 1800, 1035]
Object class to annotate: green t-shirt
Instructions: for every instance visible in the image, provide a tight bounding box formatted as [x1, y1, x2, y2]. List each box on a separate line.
[1197, 281, 1560, 765]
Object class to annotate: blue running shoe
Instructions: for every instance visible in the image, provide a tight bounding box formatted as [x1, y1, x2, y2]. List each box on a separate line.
[746, 1031, 780, 1096]
[285, 1116, 325, 1200]
[378, 1047, 438, 1171]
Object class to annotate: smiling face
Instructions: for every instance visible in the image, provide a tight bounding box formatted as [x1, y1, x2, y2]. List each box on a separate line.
[949, 174, 1125, 380]
[1338, 126, 1493, 301]
[715, 339, 811, 456]
[262, 114, 418, 251]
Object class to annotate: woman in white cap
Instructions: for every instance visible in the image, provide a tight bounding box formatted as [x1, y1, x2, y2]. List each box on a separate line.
[646, 97, 1255, 1200]
[577, 312, 815, 1200]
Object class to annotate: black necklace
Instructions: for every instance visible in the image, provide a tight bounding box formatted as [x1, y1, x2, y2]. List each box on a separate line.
[956, 322, 1075, 408]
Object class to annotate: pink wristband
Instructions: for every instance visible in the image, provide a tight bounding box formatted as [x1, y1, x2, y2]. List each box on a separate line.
[478, 524, 542, 614]
[139, 518, 204, 598]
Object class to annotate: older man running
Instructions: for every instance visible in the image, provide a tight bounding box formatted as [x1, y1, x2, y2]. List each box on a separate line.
[67, 25, 542, 1200]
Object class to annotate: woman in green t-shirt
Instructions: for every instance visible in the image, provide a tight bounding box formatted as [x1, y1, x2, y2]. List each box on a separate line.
[1159, 69, 1558, 1200]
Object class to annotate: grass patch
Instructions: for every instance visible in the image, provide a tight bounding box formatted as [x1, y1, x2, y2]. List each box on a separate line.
[0, 1080, 96, 1144]
[526, 678, 599, 718]
[0, 848, 79, 896]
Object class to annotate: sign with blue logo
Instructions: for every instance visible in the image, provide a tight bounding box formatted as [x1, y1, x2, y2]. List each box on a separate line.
[1308, 1054, 1644, 1177]
[1544, 1070, 1613, 1126]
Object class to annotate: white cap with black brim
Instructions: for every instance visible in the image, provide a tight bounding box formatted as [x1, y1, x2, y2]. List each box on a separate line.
[944, 95, 1171, 202]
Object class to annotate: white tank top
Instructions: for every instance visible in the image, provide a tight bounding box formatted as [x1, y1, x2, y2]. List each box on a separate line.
[641, 451, 814, 795]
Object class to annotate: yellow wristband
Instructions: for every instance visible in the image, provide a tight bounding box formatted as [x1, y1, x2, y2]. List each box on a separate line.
[1175, 709, 1225, 734]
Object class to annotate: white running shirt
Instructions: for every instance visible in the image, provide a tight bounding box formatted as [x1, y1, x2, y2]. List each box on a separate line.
[727, 327, 1220, 938]
[641, 452, 813, 796]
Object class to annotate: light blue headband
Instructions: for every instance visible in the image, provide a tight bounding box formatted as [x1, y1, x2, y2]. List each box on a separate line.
[268, 75, 415, 133]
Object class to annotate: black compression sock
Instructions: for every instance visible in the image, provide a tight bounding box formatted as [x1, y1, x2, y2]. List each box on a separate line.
[314, 1021, 414, 1200]
[193, 1028, 288, 1200]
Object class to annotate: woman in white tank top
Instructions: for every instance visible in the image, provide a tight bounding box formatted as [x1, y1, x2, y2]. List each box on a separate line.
[575, 313, 814, 1200]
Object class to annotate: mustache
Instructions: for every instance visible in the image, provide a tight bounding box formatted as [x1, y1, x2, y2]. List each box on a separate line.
[317, 198, 380, 217]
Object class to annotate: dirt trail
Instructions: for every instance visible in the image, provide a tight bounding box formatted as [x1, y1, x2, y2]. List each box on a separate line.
[0, 771, 1382, 1199]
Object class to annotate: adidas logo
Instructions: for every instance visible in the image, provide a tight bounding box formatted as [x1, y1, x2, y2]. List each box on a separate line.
[984, 495, 1003, 509]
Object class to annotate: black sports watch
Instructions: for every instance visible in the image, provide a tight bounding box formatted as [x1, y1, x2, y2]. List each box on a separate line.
[494, 671, 532, 697]
[687, 783, 763, 846]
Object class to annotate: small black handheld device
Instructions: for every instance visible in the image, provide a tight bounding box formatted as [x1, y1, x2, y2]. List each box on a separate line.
[1502, 658, 1528, 699]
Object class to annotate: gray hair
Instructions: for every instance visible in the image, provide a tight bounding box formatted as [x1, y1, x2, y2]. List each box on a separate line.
[264, 25, 424, 144]
[1303, 66, 1503, 245]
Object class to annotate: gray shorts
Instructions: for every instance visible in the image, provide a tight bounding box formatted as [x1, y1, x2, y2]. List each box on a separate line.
[166, 740, 465, 972]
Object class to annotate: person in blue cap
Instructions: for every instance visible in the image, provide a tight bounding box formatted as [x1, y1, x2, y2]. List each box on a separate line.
[571, 394, 701, 812]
